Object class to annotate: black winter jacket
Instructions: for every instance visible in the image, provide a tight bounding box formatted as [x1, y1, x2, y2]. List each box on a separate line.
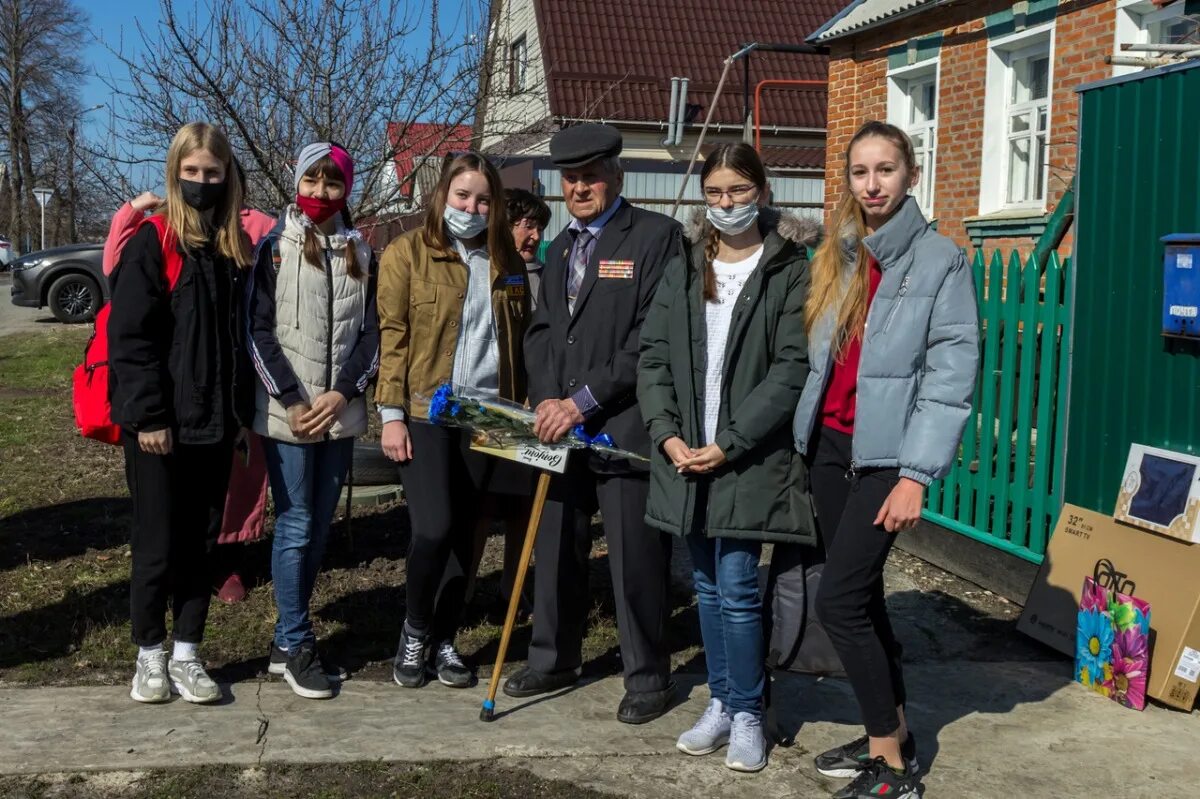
[638, 208, 820, 543]
[108, 222, 254, 444]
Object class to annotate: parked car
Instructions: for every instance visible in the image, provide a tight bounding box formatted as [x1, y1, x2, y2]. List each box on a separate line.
[9, 243, 107, 323]
[0, 236, 13, 268]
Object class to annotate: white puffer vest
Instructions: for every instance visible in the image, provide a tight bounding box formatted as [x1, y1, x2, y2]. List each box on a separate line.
[254, 207, 372, 443]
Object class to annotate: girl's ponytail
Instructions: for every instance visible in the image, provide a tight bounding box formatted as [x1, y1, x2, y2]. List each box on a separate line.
[340, 206, 363, 281]
[300, 207, 363, 280]
[702, 225, 720, 302]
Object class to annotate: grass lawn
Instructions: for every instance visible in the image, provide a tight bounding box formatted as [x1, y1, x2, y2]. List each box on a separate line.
[0, 330, 702, 688]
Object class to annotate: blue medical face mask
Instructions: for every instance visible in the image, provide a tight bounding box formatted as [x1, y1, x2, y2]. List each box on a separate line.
[705, 201, 760, 235]
[443, 204, 488, 240]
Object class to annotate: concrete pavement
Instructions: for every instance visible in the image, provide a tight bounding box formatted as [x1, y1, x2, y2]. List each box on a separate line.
[0, 273, 59, 336]
[0, 658, 1194, 798]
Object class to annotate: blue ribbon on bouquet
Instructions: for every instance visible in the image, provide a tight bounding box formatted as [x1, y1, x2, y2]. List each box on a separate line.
[571, 424, 615, 448]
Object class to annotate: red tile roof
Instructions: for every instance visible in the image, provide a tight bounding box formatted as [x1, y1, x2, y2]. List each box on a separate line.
[760, 144, 827, 170]
[386, 122, 474, 197]
[533, 0, 844, 130]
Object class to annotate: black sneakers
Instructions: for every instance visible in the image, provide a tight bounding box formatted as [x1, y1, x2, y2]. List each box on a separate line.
[832, 756, 920, 799]
[393, 627, 429, 688]
[268, 642, 348, 681]
[432, 640, 474, 688]
[284, 642, 333, 700]
[815, 733, 918, 779]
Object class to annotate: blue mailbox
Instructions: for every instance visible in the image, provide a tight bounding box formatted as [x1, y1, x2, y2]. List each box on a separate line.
[1162, 234, 1200, 338]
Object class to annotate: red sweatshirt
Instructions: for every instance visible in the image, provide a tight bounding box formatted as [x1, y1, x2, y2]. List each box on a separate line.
[820, 256, 883, 434]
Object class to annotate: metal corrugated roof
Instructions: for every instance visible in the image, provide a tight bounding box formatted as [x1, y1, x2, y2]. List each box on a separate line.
[807, 0, 942, 43]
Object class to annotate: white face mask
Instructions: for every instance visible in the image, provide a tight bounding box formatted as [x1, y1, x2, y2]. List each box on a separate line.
[443, 205, 488, 240]
[705, 202, 760, 235]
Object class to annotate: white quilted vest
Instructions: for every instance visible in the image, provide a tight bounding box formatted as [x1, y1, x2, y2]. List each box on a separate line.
[254, 207, 372, 443]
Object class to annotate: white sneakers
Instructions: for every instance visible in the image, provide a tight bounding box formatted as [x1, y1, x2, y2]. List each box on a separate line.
[676, 698, 768, 772]
[130, 650, 220, 704]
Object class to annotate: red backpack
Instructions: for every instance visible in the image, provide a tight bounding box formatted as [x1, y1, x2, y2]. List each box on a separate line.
[73, 215, 184, 444]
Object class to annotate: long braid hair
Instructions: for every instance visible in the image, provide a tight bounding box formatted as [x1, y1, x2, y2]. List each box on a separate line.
[804, 121, 917, 357]
[699, 143, 767, 302]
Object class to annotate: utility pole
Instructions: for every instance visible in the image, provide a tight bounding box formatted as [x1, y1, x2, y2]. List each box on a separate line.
[67, 104, 105, 243]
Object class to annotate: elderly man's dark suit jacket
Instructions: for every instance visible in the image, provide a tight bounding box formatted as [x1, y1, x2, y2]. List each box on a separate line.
[524, 198, 684, 471]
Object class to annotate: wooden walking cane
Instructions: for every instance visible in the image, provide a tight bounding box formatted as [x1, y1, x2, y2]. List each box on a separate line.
[480, 470, 553, 722]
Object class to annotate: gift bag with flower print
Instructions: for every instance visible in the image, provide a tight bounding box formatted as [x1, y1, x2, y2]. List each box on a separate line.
[1075, 576, 1152, 710]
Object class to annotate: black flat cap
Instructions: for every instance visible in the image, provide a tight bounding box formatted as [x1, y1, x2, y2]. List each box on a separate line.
[550, 123, 623, 168]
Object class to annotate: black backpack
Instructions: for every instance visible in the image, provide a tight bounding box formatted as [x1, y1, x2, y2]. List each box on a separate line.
[764, 541, 846, 677]
[763, 541, 846, 745]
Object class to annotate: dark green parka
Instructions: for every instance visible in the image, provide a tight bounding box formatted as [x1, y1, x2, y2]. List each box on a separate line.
[637, 207, 820, 543]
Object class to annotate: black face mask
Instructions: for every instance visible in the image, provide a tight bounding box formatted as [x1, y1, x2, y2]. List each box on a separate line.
[179, 178, 225, 211]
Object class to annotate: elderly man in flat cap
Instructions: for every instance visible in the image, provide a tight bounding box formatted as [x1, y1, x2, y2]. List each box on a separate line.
[505, 123, 685, 724]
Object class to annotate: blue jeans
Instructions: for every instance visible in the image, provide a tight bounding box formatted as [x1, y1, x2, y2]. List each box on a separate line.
[264, 437, 354, 651]
[687, 534, 764, 716]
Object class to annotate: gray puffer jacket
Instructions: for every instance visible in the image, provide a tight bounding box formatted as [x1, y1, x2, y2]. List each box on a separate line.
[792, 196, 979, 485]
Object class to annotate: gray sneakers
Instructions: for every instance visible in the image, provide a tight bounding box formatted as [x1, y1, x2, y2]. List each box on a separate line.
[725, 711, 767, 772]
[676, 698, 732, 756]
[167, 658, 221, 704]
[130, 650, 170, 703]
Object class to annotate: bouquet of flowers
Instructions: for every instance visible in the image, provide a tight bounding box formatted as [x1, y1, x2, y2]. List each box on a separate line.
[421, 383, 649, 464]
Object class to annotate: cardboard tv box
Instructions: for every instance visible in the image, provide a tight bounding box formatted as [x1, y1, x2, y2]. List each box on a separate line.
[1018, 504, 1200, 710]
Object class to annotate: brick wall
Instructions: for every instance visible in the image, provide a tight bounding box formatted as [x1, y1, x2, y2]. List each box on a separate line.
[823, 0, 1116, 255]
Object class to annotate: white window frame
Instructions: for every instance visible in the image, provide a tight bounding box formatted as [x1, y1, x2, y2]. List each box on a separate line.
[887, 58, 940, 216]
[979, 23, 1055, 216]
[1114, 0, 1200, 75]
[509, 35, 528, 93]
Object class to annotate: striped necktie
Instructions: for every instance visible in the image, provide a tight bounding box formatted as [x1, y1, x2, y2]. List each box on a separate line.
[566, 228, 593, 315]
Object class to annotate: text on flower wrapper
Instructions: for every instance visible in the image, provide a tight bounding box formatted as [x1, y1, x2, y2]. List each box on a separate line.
[516, 445, 569, 473]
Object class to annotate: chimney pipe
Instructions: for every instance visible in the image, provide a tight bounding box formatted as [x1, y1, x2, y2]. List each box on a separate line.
[673, 77, 689, 146]
[663, 77, 680, 146]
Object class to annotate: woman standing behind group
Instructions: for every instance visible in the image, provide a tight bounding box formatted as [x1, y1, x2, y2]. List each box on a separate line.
[375, 152, 530, 690]
[638, 143, 819, 773]
[247, 141, 379, 700]
[794, 121, 978, 799]
[108, 122, 254, 705]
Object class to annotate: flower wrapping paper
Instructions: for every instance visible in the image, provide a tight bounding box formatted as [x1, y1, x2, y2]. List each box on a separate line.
[1075, 576, 1151, 710]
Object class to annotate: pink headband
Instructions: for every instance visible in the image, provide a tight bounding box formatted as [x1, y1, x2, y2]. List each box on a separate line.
[294, 142, 355, 195]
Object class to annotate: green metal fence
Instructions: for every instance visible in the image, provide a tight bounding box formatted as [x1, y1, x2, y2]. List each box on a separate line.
[922, 249, 1073, 564]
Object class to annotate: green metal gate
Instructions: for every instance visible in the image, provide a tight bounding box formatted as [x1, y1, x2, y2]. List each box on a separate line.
[1065, 61, 1200, 511]
[922, 249, 1073, 564]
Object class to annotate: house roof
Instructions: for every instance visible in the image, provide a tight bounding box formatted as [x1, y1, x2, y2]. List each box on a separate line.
[533, 0, 845, 131]
[386, 122, 474, 196]
[807, 0, 943, 44]
[760, 144, 826, 170]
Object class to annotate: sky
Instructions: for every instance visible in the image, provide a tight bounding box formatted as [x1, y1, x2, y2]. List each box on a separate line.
[77, 0, 165, 133]
[73, 0, 482, 190]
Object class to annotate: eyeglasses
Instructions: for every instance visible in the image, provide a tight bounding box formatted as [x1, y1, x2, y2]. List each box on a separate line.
[513, 218, 544, 232]
[703, 184, 758, 204]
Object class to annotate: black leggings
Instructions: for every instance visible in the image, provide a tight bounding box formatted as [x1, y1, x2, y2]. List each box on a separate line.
[810, 426, 906, 737]
[398, 422, 488, 642]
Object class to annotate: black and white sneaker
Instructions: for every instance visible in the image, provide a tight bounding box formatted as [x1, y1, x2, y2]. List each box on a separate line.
[816, 733, 918, 779]
[431, 640, 474, 688]
[831, 756, 919, 799]
[267, 642, 288, 676]
[284, 643, 334, 700]
[393, 628, 429, 688]
[268, 641, 348, 681]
